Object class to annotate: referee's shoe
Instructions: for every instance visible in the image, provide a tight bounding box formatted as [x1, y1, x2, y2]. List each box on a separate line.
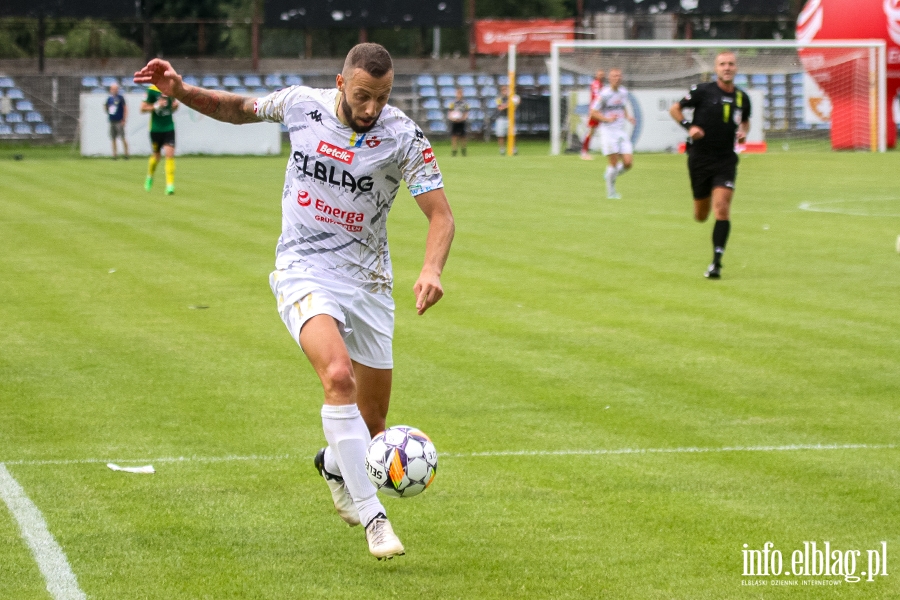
[704, 262, 721, 279]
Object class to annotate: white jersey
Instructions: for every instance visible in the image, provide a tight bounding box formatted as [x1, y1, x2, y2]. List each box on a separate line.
[591, 86, 631, 133]
[254, 86, 443, 295]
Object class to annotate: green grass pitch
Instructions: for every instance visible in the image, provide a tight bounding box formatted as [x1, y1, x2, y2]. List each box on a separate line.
[1, 141, 898, 599]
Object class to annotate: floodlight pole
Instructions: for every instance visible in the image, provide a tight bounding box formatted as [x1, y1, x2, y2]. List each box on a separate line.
[251, 0, 260, 71]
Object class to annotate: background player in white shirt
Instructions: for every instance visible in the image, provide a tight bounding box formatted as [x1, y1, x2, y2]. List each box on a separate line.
[133, 43, 455, 561]
[588, 68, 635, 199]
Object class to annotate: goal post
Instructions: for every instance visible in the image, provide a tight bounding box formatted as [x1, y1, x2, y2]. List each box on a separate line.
[549, 40, 888, 155]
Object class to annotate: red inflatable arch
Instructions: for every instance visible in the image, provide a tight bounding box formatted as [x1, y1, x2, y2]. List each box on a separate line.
[797, 0, 899, 149]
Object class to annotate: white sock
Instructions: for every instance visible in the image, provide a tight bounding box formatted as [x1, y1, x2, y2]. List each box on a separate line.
[323, 446, 340, 476]
[606, 165, 617, 194]
[616, 161, 625, 175]
[321, 404, 386, 526]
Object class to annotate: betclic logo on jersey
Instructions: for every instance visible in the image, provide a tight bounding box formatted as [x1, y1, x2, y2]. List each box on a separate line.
[317, 140, 355, 164]
[422, 147, 440, 176]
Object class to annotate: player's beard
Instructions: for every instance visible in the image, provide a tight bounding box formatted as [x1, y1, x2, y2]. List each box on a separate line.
[340, 93, 380, 133]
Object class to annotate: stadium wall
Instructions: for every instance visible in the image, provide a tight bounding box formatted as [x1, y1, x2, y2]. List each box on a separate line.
[79, 92, 281, 156]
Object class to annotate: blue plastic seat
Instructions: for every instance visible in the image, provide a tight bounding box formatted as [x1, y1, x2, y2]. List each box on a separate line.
[436, 74, 455, 87]
[419, 86, 438, 98]
[497, 75, 509, 85]
[265, 74, 283, 88]
[284, 74, 303, 86]
[439, 87, 456, 98]
[223, 75, 241, 87]
[230, 87, 248, 94]
[201, 75, 220, 87]
[770, 74, 786, 85]
[91, 87, 107, 94]
[750, 74, 768, 87]
[481, 86, 497, 98]
[576, 74, 592, 85]
[6, 88, 24, 100]
[456, 74, 475, 86]
[560, 74, 575, 86]
[13, 123, 31, 134]
[416, 74, 435, 87]
[101, 76, 118, 87]
[475, 74, 495, 86]
[462, 86, 478, 98]
[517, 74, 535, 86]
[25, 111, 42, 123]
[243, 75, 262, 87]
[789, 73, 804, 85]
[734, 74, 748, 86]
[422, 98, 441, 109]
[182, 75, 199, 86]
[81, 76, 99, 88]
[428, 121, 448, 133]
[35, 123, 52, 134]
[16, 100, 33, 111]
[0, 124, 11, 135]
[5, 112, 23, 123]
[467, 98, 482, 109]
[537, 74, 551, 86]
[252, 87, 269, 96]
[426, 109, 444, 121]
[0, 77, 14, 88]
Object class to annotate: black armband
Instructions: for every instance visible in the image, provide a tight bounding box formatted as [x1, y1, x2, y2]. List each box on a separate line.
[680, 119, 692, 131]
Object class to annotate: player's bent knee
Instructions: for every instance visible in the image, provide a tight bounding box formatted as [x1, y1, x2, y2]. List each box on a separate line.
[323, 362, 357, 400]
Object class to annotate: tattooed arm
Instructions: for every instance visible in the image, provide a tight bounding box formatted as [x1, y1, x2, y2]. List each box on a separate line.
[133, 58, 261, 125]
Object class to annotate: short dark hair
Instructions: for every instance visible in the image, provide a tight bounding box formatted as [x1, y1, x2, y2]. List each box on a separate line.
[343, 43, 393, 79]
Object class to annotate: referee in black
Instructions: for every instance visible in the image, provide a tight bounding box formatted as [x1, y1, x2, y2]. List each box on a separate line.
[669, 51, 751, 279]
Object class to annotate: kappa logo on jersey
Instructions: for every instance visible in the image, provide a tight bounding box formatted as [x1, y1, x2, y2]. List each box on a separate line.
[317, 140, 355, 165]
[292, 150, 374, 193]
[306, 110, 323, 123]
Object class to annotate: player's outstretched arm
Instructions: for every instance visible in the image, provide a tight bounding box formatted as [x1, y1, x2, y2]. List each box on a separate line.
[412, 188, 455, 316]
[133, 58, 260, 125]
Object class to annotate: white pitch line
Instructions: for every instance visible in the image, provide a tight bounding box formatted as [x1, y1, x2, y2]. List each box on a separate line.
[2, 444, 895, 467]
[0, 464, 87, 600]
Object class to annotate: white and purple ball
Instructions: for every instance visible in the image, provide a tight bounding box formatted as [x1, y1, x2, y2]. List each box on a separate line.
[365, 426, 438, 498]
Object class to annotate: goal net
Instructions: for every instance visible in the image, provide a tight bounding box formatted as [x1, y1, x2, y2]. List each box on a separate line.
[548, 40, 887, 155]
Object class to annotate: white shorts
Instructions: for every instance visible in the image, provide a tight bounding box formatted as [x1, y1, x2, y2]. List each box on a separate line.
[600, 130, 633, 156]
[270, 268, 395, 369]
[494, 117, 509, 137]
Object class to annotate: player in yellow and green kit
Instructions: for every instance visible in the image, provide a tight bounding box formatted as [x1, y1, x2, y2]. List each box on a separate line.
[141, 85, 179, 194]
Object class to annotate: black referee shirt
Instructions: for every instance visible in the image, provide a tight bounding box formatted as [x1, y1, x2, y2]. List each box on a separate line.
[679, 81, 751, 155]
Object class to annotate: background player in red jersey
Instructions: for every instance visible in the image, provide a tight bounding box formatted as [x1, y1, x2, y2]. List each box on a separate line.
[580, 69, 605, 160]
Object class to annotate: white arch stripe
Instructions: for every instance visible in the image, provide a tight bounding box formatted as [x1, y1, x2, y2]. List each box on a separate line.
[0, 464, 87, 600]
[2, 443, 895, 468]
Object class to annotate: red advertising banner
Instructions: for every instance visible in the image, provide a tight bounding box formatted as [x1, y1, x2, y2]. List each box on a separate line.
[475, 19, 575, 55]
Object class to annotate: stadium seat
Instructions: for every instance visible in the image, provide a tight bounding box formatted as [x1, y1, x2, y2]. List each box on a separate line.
[6, 88, 24, 100]
[14, 123, 31, 134]
[497, 75, 509, 85]
[16, 100, 33, 111]
[469, 108, 485, 120]
[252, 87, 269, 95]
[475, 74, 495, 86]
[750, 74, 768, 87]
[792, 85, 803, 96]
[223, 75, 241, 87]
[789, 73, 804, 85]
[243, 75, 262, 87]
[560, 74, 575, 86]
[734, 74, 748, 86]
[230, 87, 248, 95]
[456, 74, 475, 86]
[422, 98, 441, 110]
[771, 85, 786, 97]
[201, 75, 220, 87]
[469, 120, 483, 132]
[426, 109, 444, 121]
[467, 98, 482, 109]
[182, 75, 199, 86]
[771, 97, 787, 108]
[436, 74, 455, 87]
[91, 87, 106, 94]
[0, 124, 11, 135]
[100, 76, 117, 88]
[81, 76, 99, 88]
[443, 98, 455, 109]
[284, 74, 303, 86]
[25, 111, 42, 123]
[791, 97, 804, 108]
[0, 77, 15, 88]
[517, 74, 535, 86]
[416, 74, 435, 87]
[439, 86, 456, 98]
[5, 112, 22, 123]
[427, 121, 448, 133]
[35, 123, 52, 134]
[576, 74, 592, 85]
[264, 74, 283, 88]
[770, 74, 786, 85]
[419, 86, 438, 98]
[481, 86, 497, 98]
[537, 74, 551, 86]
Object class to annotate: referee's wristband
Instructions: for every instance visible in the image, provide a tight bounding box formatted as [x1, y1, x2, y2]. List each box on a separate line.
[680, 119, 692, 131]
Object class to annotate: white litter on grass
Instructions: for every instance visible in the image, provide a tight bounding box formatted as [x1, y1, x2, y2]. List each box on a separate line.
[108, 269, 116, 274]
[107, 463, 155, 474]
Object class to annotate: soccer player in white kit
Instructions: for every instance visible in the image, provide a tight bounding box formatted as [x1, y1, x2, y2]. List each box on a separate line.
[588, 68, 635, 199]
[133, 44, 455, 560]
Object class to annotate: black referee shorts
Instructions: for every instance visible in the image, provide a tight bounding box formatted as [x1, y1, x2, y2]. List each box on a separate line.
[150, 130, 176, 153]
[450, 121, 466, 137]
[687, 150, 738, 200]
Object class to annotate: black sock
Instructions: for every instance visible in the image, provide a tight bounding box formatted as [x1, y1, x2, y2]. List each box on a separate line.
[712, 220, 730, 264]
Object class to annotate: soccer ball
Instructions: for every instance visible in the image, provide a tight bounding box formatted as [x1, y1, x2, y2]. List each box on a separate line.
[365, 426, 437, 498]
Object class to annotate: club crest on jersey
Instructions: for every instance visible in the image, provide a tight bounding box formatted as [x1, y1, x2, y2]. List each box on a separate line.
[317, 140, 355, 165]
[366, 135, 381, 148]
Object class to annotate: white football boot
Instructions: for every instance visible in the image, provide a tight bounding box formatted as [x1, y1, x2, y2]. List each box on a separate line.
[365, 515, 405, 560]
[314, 448, 360, 527]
